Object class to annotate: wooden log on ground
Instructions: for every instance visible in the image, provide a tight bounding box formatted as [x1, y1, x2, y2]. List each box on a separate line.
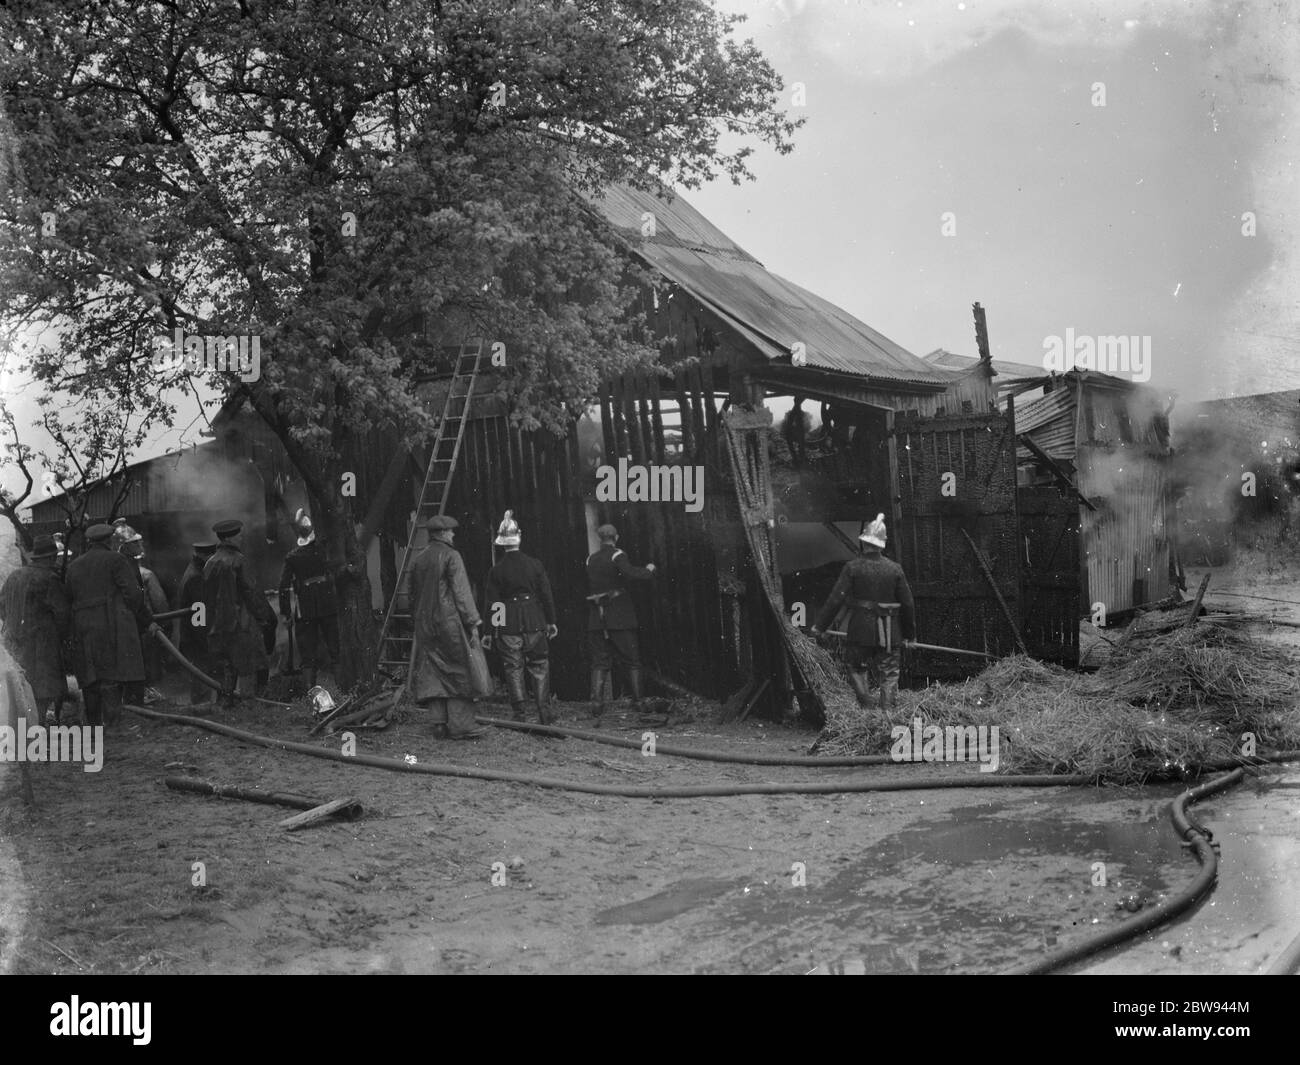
[277, 797, 363, 832]
[164, 776, 362, 821]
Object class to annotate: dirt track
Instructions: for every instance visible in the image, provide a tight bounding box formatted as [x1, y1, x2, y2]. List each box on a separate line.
[0, 685, 1292, 975]
[2, 553, 1298, 974]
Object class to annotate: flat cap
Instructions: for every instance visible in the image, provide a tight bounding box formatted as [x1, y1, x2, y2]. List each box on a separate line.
[84, 523, 115, 543]
[425, 514, 458, 531]
[212, 518, 243, 538]
[596, 523, 618, 540]
[30, 534, 58, 558]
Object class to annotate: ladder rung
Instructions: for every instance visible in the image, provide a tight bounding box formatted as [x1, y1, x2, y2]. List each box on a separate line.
[375, 340, 482, 657]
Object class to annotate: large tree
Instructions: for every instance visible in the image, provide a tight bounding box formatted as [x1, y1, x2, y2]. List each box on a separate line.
[0, 0, 799, 688]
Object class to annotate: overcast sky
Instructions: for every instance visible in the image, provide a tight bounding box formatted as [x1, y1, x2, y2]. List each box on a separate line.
[695, 0, 1298, 401]
[3, 0, 1297, 500]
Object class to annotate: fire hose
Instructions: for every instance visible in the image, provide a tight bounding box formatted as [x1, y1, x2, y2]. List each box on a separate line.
[1004, 768, 1245, 975]
[476, 715, 895, 766]
[127, 636, 1300, 973]
[150, 628, 290, 710]
[121, 701, 1095, 795]
[123, 700, 1300, 972]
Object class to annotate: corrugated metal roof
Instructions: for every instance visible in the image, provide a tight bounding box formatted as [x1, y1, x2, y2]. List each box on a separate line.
[1016, 387, 1076, 460]
[585, 184, 951, 388]
[924, 348, 1045, 380]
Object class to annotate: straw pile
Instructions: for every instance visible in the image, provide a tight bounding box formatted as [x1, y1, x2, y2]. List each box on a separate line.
[815, 622, 1300, 782]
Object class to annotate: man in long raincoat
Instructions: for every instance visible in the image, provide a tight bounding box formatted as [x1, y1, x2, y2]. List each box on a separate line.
[408, 515, 485, 739]
[203, 519, 277, 704]
[0, 534, 71, 722]
[65, 523, 153, 725]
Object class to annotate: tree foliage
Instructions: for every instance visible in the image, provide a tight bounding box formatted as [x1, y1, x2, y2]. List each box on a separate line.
[0, 0, 799, 682]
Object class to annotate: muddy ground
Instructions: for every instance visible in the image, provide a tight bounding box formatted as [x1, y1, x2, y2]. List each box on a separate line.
[1, 557, 1298, 975]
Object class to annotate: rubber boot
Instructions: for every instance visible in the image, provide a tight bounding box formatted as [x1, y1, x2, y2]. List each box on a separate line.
[847, 670, 873, 709]
[446, 698, 486, 739]
[590, 668, 610, 721]
[101, 683, 123, 726]
[529, 658, 555, 725]
[505, 668, 528, 721]
[627, 668, 644, 708]
[83, 684, 104, 727]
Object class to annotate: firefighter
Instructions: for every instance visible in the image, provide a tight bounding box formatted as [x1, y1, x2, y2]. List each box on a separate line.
[482, 510, 558, 725]
[585, 523, 655, 718]
[175, 541, 218, 706]
[116, 524, 168, 704]
[64, 523, 154, 725]
[0, 534, 71, 723]
[277, 509, 341, 692]
[408, 515, 485, 739]
[203, 519, 277, 705]
[810, 513, 916, 711]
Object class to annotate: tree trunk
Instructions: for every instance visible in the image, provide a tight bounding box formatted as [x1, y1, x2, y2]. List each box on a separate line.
[311, 484, 376, 693]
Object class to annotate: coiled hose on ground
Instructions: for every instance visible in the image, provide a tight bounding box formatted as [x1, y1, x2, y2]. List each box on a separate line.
[128, 632, 1300, 972]
[1004, 768, 1245, 974]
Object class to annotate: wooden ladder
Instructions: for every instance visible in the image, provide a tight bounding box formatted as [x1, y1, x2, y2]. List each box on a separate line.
[374, 337, 485, 674]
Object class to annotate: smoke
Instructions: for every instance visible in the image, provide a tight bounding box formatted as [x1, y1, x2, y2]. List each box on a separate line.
[151, 444, 268, 548]
[1172, 399, 1299, 520]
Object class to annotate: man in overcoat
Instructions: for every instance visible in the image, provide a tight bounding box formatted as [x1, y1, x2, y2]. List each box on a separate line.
[64, 523, 153, 725]
[0, 534, 71, 722]
[203, 519, 277, 704]
[409, 515, 485, 739]
[175, 541, 218, 705]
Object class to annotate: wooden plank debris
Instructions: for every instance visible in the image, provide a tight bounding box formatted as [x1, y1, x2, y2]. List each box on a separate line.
[277, 797, 364, 832]
[1183, 573, 1212, 631]
[164, 776, 362, 824]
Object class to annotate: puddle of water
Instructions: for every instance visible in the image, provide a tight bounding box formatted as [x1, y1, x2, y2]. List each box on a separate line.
[698, 791, 1198, 973]
[1079, 779, 1300, 974]
[595, 877, 744, 926]
[872, 802, 1186, 877]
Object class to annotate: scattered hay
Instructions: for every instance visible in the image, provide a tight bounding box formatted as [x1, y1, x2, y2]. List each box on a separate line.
[817, 622, 1300, 782]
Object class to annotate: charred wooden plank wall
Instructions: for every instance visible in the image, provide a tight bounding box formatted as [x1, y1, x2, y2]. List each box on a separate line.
[440, 417, 591, 698]
[591, 363, 764, 705]
[892, 407, 1023, 680]
[1017, 484, 1081, 665]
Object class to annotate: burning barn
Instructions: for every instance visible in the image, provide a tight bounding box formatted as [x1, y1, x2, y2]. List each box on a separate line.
[167, 181, 1039, 715]
[1012, 369, 1179, 626]
[18, 182, 1170, 713]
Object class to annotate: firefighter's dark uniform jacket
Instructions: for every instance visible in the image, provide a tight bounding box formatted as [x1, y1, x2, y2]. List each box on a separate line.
[815, 554, 916, 649]
[484, 550, 555, 635]
[278, 541, 340, 619]
[585, 545, 652, 631]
